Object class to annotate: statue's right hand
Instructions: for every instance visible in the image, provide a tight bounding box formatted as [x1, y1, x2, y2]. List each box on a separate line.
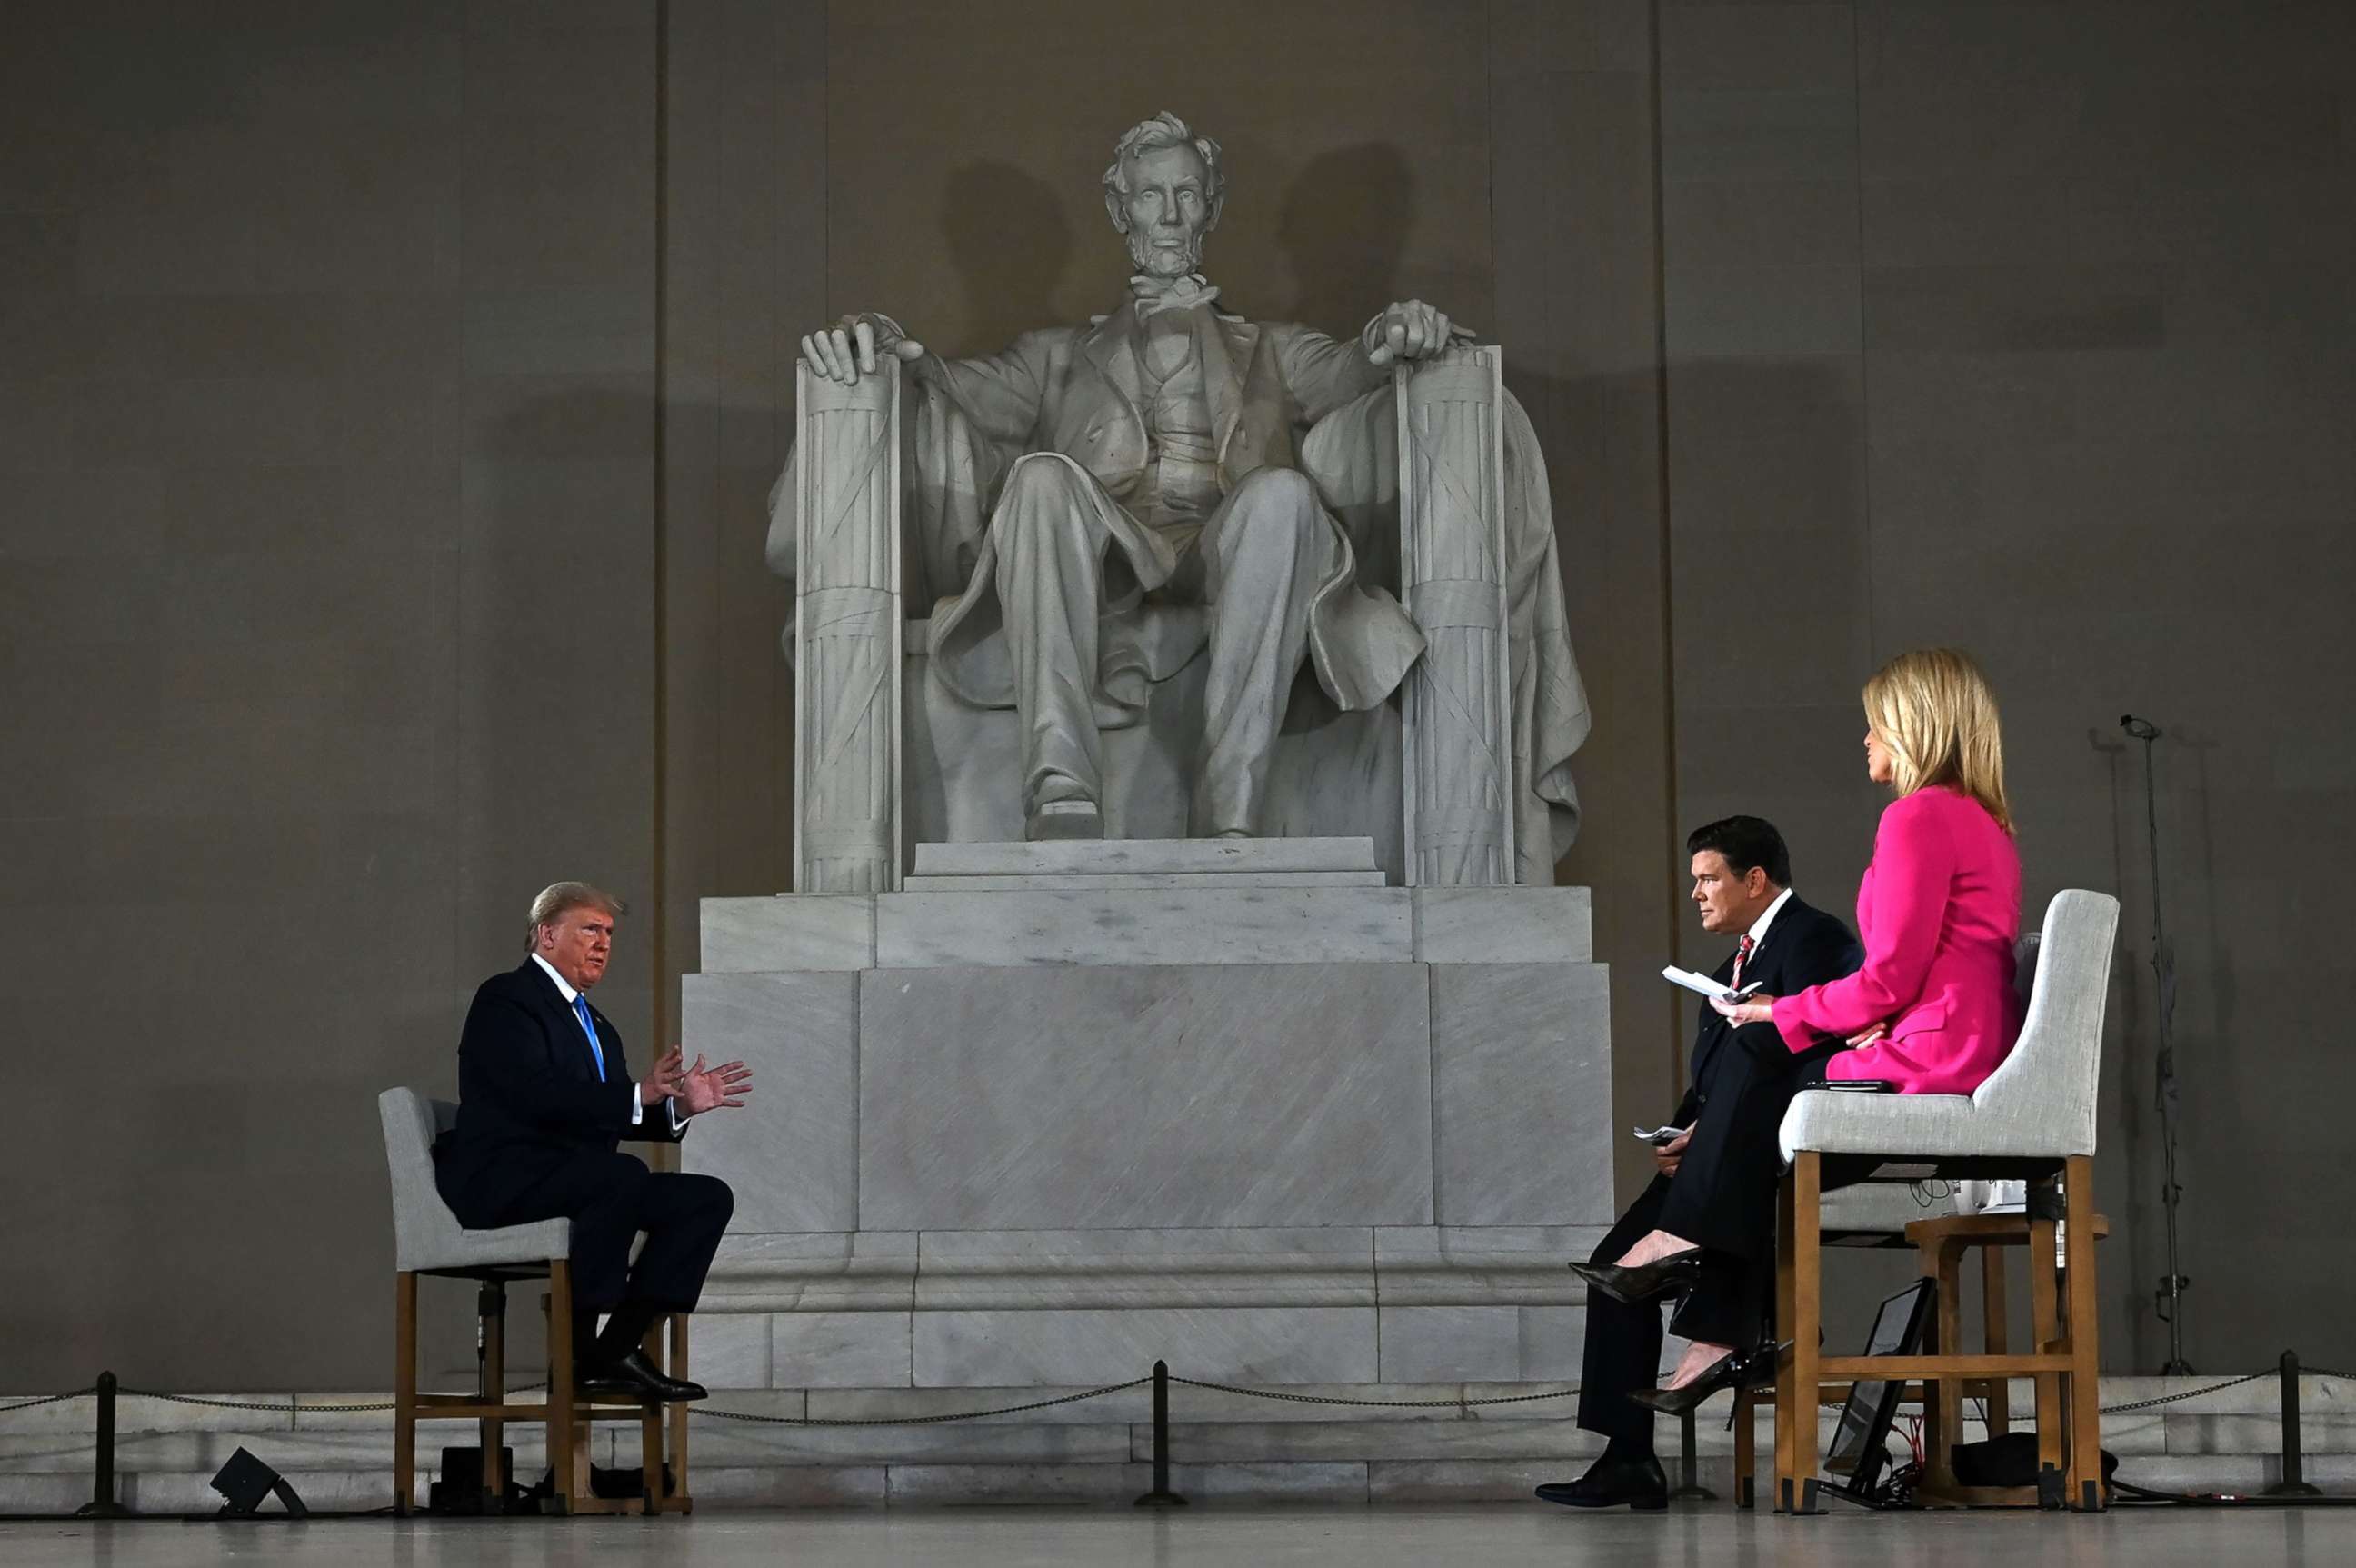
[801, 314, 924, 385]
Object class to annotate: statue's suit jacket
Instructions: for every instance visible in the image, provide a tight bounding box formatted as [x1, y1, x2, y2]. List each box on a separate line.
[904, 302, 1426, 725]
[922, 304, 1385, 503]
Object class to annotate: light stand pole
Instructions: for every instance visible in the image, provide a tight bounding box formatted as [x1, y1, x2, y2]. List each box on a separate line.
[2121, 714, 2192, 1375]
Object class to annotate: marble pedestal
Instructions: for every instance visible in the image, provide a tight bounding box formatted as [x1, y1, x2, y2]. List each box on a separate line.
[681, 838, 1614, 1499]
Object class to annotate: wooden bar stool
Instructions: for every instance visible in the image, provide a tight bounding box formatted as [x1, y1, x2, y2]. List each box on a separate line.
[379, 1088, 694, 1516]
[1768, 891, 2119, 1514]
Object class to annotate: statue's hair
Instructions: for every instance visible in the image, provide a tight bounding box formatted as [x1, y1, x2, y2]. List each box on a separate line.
[1102, 111, 1225, 234]
[526, 881, 624, 950]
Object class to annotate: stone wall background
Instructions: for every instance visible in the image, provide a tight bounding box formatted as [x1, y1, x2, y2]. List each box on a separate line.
[3, 0, 2349, 1389]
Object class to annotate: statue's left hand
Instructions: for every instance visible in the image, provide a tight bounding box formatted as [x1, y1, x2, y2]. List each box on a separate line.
[1363, 299, 1476, 366]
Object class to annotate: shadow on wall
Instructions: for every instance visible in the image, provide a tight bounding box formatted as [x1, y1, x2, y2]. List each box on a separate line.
[943, 159, 1072, 355]
[1277, 143, 1412, 333]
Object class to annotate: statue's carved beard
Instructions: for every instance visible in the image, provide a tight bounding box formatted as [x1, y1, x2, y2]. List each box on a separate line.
[1126, 225, 1204, 278]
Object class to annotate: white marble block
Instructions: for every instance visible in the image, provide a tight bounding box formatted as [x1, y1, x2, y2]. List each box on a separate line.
[680, 971, 859, 1232]
[1429, 963, 1615, 1225]
[874, 887, 1413, 967]
[676, 884, 1616, 1497]
[857, 963, 1434, 1230]
[700, 894, 875, 972]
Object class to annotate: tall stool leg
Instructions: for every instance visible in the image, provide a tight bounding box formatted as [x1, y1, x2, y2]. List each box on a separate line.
[547, 1263, 579, 1515]
[394, 1272, 417, 1517]
[2062, 1156, 2104, 1511]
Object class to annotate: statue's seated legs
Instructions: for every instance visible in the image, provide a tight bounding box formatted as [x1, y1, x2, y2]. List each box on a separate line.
[993, 454, 1120, 840]
[1167, 467, 1333, 837]
[993, 455, 1335, 842]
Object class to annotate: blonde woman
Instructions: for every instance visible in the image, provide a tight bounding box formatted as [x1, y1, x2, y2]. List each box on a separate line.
[1713, 648, 2023, 1094]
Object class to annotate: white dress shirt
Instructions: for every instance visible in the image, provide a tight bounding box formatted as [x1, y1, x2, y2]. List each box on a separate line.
[1741, 885, 1795, 961]
[531, 953, 684, 1134]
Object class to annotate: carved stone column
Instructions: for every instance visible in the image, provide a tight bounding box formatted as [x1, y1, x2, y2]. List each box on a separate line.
[1395, 346, 1514, 886]
[793, 360, 903, 893]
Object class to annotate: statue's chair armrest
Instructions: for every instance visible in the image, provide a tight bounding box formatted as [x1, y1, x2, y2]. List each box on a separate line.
[791, 359, 904, 894]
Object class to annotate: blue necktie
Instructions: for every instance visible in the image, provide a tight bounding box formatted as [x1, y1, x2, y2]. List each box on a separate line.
[571, 994, 607, 1082]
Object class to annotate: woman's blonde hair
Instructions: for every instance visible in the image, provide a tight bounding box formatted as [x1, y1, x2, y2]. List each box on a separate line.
[1862, 648, 2012, 832]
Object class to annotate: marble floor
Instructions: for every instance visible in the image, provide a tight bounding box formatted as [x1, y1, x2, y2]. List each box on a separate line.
[5, 1504, 2352, 1567]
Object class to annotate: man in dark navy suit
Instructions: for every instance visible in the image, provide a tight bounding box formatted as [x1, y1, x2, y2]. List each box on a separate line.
[435, 883, 753, 1402]
[1537, 817, 1862, 1510]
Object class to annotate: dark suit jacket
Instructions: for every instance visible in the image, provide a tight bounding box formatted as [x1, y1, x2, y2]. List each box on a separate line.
[1654, 893, 1864, 1259]
[1675, 894, 1863, 1124]
[434, 959, 684, 1225]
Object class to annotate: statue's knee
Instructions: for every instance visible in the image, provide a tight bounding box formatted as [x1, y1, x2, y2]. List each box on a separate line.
[995, 456, 1103, 549]
[1234, 466, 1316, 512]
[1002, 453, 1088, 506]
[1221, 468, 1323, 555]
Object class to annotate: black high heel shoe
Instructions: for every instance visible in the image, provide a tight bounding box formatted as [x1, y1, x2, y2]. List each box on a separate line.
[1566, 1248, 1703, 1305]
[1623, 1342, 1787, 1418]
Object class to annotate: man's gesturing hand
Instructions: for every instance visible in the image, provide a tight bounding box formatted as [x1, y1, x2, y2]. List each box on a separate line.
[639, 1045, 688, 1108]
[678, 1054, 754, 1116]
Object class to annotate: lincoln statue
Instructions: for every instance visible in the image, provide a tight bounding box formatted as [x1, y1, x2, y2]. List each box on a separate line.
[774, 112, 1590, 874]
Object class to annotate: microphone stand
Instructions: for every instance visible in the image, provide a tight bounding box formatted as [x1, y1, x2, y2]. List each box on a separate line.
[2122, 714, 2192, 1375]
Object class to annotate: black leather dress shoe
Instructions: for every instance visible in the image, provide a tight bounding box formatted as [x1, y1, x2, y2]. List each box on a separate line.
[1534, 1453, 1669, 1511]
[577, 1348, 708, 1403]
[1566, 1248, 1703, 1305]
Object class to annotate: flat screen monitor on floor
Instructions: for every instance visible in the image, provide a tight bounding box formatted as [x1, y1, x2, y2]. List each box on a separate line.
[1824, 1278, 1934, 1498]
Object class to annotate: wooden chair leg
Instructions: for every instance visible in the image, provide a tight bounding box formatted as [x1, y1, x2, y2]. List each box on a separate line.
[2062, 1155, 2104, 1511]
[482, 1282, 507, 1504]
[394, 1272, 417, 1517]
[547, 1263, 579, 1514]
[1772, 1165, 1799, 1506]
[666, 1312, 694, 1512]
[1783, 1152, 1822, 1511]
[2030, 1189, 2064, 1491]
[1981, 1245, 2011, 1438]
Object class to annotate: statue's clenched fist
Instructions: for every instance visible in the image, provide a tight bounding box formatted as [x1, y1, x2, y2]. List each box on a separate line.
[801, 314, 925, 385]
[1361, 299, 1475, 367]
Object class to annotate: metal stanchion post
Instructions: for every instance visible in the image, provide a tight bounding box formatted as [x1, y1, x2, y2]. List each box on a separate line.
[74, 1372, 135, 1518]
[2264, 1350, 2322, 1498]
[1133, 1362, 1188, 1507]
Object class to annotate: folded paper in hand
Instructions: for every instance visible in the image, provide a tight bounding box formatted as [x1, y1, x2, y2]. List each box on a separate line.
[1662, 965, 1761, 1003]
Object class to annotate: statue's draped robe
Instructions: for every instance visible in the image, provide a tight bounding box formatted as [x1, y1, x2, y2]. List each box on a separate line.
[767, 300, 1593, 881]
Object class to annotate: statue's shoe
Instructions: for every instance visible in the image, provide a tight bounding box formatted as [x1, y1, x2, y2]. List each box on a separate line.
[1025, 799, 1103, 840]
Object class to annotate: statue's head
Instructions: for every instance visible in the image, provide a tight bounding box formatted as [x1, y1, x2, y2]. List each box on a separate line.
[1102, 111, 1225, 278]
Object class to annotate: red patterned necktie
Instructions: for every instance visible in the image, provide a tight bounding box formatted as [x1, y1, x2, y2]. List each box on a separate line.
[1732, 934, 1755, 991]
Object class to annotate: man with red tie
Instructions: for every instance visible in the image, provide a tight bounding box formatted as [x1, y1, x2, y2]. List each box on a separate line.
[434, 883, 752, 1403]
[1536, 819, 1861, 1510]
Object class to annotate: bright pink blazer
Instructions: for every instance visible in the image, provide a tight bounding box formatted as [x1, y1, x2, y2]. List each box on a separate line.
[1772, 785, 2023, 1094]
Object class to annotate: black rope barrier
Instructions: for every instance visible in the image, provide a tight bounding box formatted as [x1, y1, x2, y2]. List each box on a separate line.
[689, 1377, 1151, 1427]
[1166, 1375, 1580, 1409]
